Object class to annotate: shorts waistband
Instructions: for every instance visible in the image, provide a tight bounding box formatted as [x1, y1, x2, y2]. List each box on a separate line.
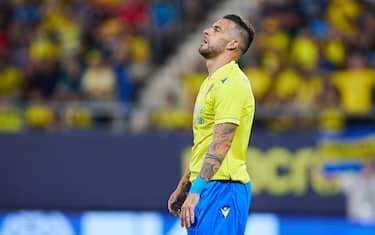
[210, 179, 244, 184]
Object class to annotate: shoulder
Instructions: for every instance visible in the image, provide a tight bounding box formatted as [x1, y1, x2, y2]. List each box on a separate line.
[212, 68, 251, 98]
[226, 66, 251, 90]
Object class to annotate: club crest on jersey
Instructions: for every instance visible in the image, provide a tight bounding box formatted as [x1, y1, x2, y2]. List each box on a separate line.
[194, 118, 204, 125]
[221, 206, 230, 218]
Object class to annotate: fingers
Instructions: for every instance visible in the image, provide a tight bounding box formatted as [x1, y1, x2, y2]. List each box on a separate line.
[170, 208, 178, 216]
[168, 204, 179, 216]
[167, 198, 174, 213]
[190, 207, 195, 224]
[180, 206, 188, 227]
[180, 206, 195, 228]
[185, 206, 191, 228]
[168, 195, 178, 216]
[172, 209, 179, 217]
[180, 208, 184, 227]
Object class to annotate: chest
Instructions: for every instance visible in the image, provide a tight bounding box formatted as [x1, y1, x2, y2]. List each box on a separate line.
[193, 79, 216, 125]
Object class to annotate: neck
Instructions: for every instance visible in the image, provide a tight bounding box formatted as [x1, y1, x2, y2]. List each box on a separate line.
[206, 54, 238, 76]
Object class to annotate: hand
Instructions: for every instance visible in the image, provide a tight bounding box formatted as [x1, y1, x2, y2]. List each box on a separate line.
[168, 188, 182, 216]
[180, 193, 200, 228]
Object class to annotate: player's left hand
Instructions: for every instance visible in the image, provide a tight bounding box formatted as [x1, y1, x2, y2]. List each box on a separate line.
[180, 193, 200, 228]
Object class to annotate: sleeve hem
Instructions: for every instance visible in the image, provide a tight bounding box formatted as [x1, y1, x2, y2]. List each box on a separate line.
[214, 117, 240, 125]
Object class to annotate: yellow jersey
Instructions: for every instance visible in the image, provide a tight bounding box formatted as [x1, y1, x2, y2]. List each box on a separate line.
[189, 61, 255, 183]
[332, 69, 375, 114]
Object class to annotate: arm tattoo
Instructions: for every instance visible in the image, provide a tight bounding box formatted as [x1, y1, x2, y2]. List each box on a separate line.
[180, 171, 191, 189]
[178, 166, 191, 190]
[199, 123, 237, 180]
[199, 153, 222, 180]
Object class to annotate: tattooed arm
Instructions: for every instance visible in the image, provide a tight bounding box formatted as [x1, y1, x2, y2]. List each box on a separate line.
[168, 163, 191, 215]
[199, 123, 237, 180]
[179, 122, 237, 228]
[177, 165, 191, 192]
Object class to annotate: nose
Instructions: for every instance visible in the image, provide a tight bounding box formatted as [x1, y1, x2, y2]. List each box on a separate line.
[203, 27, 211, 36]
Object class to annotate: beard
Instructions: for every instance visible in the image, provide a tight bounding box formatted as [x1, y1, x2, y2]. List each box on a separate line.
[199, 43, 222, 59]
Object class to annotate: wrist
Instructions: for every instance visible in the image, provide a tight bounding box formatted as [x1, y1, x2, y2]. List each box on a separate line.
[189, 177, 208, 195]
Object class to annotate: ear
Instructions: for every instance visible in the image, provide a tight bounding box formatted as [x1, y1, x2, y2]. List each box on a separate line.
[226, 40, 239, 51]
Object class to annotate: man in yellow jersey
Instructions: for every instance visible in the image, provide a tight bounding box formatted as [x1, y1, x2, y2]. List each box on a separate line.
[168, 14, 255, 234]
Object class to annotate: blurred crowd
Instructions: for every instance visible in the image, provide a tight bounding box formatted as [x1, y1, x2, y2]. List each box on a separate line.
[0, 0, 216, 132]
[154, 0, 375, 131]
[1, 0, 374, 133]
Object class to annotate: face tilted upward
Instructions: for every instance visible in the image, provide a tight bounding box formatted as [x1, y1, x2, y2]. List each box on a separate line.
[199, 19, 235, 59]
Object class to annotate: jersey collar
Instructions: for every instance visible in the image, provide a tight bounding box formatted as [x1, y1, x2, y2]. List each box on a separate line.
[209, 60, 237, 80]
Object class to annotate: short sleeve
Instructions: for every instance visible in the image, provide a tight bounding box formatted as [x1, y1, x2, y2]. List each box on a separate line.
[213, 77, 246, 125]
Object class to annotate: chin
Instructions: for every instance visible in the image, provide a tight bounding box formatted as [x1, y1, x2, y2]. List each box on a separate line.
[199, 50, 211, 59]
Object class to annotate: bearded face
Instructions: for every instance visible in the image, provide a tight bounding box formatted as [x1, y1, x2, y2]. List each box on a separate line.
[199, 35, 228, 59]
[199, 19, 233, 59]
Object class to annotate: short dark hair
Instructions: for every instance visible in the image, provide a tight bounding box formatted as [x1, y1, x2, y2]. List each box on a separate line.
[223, 14, 255, 55]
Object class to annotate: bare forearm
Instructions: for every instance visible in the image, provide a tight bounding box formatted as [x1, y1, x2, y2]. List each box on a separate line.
[177, 165, 191, 190]
[199, 123, 237, 181]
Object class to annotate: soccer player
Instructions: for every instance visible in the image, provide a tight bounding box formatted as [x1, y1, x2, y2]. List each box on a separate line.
[167, 14, 255, 234]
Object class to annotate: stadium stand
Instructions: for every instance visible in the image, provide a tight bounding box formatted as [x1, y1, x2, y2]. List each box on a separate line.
[1, 0, 375, 230]
[0, 0, 219, 132]
[149, 0, 375, 131]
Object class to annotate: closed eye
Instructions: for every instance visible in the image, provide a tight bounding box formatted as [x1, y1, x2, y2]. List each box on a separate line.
[214, 25, 221, 32]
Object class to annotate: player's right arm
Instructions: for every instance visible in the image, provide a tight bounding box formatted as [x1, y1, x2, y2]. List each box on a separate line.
[168, 165, 191, 216]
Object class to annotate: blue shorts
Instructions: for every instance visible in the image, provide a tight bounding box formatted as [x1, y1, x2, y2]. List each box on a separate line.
[187, 181, 251, 235]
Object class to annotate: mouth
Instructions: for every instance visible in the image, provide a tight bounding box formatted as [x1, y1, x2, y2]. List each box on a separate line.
[202, 36, 208, 44]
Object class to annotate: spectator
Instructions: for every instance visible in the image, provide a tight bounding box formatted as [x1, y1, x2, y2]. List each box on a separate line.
[182, 0, 204, 32]
[150, 0, 178, 63]
[305, 8, 330, 39]
[326, 0, 361, 38]
[64, 104, 93, 130]
[12, 0, 41, 25]
[290, 28, 319, 70]
[294, 68, 323, 109]
[129, 33, 151, 92]
[41, 1, 80, 56]
[81, 50, 116, 101]
[6, 20, 32, 69]
[331, 53, 375, 114]
[244, 63, 272, 104]
[321, 30, 346, 70]
[0, 58, 22, 100]
[317, 77, 343, 132]
[24, 89, 55, 130]
[151, 92, 192, 130]
[0, 96, 22, 133]
[257, 17, 290, 55]
[111, 40, 135, 103]
[24, 41, 61, 100]
[56, 56, 82, 101]
[180, 70, 205, 111]
[117, 0, 149, 31]
[273, 66, 303, 104]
